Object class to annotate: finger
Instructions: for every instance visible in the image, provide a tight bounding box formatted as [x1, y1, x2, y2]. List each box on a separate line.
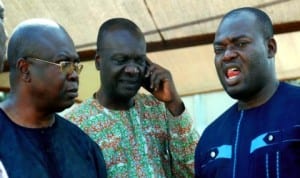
[144, 57, 154, 77]
[147, 63, 162, 74]
[146, 61, 170, 90]
[144, 62, 151, 77]
[150, 70, 169, 91]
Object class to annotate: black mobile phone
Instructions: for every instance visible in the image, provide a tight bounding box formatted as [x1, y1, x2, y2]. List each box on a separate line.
[142, 61, 154, 92]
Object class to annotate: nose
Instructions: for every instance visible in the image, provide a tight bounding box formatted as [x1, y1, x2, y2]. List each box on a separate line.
[67, 70, 79, 82]
[223, 46, 238, 61]
[124, 65, 139, 75]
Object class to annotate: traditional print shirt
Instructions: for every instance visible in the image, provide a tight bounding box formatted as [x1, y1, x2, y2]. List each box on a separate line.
[65, 93, 199, 178]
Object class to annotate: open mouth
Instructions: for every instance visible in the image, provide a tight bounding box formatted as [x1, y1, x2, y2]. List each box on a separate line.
[226, 67, 241, 79]
[223, 66, 242, 86]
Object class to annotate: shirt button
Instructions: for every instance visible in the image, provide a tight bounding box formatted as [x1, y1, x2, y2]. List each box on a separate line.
[210, 151, 216, 158]
[268, 134, 274, 142]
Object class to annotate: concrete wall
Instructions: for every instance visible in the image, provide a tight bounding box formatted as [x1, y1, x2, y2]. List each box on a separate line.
[182, 91, 235, 135]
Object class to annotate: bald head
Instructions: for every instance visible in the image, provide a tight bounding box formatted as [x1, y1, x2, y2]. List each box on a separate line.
[8, 18, 74, 70]
[7, 18, 76, 88]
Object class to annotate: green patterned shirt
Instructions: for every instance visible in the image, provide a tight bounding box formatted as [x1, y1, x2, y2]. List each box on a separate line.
[65, 93, 199, 178]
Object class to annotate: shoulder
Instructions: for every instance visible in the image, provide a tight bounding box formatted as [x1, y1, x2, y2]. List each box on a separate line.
[271, 82, 300, 106]
[65, 98, 95, 114]
[198, 103, 238, 144]
[279, 82, 300, 96]
[267, 82, 300, 118]
[55, 114, 86, 134]
[55, 114, 96, 144]
[54, 115, 106, 169]
[63, 98, 99, 124]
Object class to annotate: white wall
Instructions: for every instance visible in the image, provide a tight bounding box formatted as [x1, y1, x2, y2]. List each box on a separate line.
[182, 91, 236, 135]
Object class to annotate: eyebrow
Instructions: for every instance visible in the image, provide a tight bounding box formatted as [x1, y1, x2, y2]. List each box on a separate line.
[213, 35, 250, 45]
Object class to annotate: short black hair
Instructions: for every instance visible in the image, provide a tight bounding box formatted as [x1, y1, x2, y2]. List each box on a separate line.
[221, 7, 274, 39]
[96, 18, 144, 52]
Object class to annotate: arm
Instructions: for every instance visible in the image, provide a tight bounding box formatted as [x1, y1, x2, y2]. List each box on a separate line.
[166, 107, 200, 177]
[142, 58, 184, 116]
[142, 58, 200, 176]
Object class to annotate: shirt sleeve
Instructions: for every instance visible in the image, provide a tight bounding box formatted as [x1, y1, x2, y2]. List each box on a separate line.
[166, 107, 200, 177]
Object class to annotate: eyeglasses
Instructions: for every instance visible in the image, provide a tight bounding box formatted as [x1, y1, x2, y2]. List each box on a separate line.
[27, 57, 83, 75]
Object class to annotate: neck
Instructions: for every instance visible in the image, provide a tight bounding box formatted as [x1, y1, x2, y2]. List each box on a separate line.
[238, 80, 279, 110]
[95, 90, 134, 110]
[0, 95, 55, 128]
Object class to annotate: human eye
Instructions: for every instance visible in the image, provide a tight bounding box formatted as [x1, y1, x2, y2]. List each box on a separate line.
[59, 61, 73, 74]
[59, 61, 71, 66]
[214, 45, 225, 55]
[112, 56, 126, 65]
[235, 40, 249, 48]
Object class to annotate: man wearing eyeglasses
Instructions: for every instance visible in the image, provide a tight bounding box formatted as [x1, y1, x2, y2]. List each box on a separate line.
[0, 18, 107, 178]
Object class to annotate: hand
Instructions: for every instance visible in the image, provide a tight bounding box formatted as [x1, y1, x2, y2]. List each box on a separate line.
[143, 57, 184, 116]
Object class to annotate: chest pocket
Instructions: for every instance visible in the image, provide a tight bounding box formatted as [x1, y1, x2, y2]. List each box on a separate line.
[249, 125, 300, 178]
[199, 145, 233, 178]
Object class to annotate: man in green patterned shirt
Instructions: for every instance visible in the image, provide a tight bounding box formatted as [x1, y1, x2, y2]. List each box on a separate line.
[65, 18, 199, 177]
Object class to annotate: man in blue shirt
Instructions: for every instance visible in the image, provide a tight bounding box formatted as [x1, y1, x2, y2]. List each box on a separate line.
[0, 18, 107, 178]
[195, 7, 300, 178]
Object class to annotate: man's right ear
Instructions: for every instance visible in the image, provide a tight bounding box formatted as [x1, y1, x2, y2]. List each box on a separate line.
[95, 54, 101, 71]
[16, 58, 30, 82]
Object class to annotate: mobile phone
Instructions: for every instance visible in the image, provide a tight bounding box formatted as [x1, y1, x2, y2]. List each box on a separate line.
[142, 61, 154, 92]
